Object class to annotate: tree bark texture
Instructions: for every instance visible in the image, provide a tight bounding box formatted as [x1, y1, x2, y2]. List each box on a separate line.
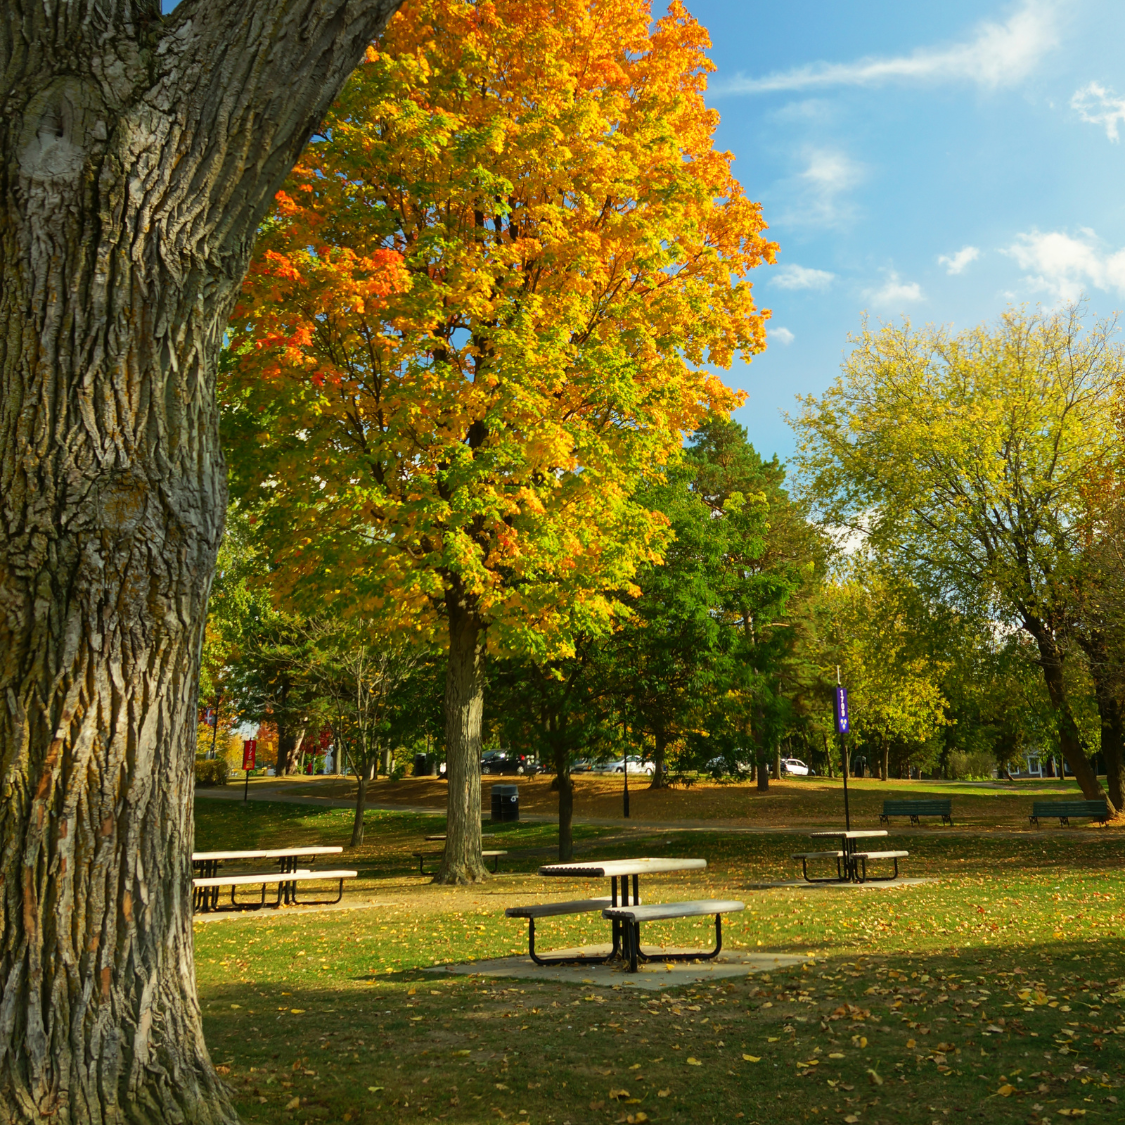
[436, 591, 487, 884]
[880, 735, 889, 782]
[1027, 625, 1113, 808]
[0, 2, 402, 1121]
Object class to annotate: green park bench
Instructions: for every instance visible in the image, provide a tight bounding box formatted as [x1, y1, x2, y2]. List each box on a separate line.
[1029, 799, 1109, 827]
[879, 799, 953, 826]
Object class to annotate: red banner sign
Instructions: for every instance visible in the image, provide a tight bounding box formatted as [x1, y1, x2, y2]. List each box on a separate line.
[242, 739, 257, 771]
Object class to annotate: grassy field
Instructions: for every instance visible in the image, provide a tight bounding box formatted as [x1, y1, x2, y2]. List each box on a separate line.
[238, 772, 1116, 832]
[193, 799, 1125, 1124]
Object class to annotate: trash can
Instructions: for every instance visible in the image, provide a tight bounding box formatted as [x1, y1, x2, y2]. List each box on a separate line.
[491, 783, 519, 823]
[413, 753, 432, 777]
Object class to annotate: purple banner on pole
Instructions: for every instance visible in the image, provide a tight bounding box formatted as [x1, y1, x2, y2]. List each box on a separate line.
[834, 686, 849, 734]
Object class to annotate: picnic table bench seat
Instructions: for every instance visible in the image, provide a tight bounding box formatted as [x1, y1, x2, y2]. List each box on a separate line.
[412, 849, 506, 875]
[879, 799, 953, 826]
[1029, 799, 1109, 827]
[505, 896, 629, 965]
[850, 850, 909, 882]
[602, 899, 745, 972]
[791, 849, 845, 881]
[192, 869, 357, 912]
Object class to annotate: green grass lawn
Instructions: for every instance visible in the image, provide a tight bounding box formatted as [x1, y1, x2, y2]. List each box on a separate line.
[193, 801, 1125, 1124]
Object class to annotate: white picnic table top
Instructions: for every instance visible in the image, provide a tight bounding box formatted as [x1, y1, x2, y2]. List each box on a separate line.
[807, 830, 887, 841]
[192, 846, 343, 862]
[538, 857, 707, 878]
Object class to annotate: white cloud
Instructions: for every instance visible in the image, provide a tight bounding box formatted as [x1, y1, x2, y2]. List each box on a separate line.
[938, 246, 981, 274]
[779, 148, 865, 228]
[714, 1, 1057, 96]
[773, 264, 835, 290]
[1005, 228, 1125, 301]
[865, 271, 925, 308]
[1071, 82, 1125, 142]
[771, 327, 795, 346]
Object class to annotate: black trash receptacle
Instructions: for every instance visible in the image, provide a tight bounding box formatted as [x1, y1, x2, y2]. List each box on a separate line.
[491, 783, 519, 823]
[413, 753, 430, 777]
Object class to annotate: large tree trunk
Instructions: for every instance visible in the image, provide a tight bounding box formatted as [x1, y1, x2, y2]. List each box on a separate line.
[0, 2, 403, 1121]
[1028, 625, 1112, 807]
[436, 589, 487, 884]
[880, 734, 889, 782]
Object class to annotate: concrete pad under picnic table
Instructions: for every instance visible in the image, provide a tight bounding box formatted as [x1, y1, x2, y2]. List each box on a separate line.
[743, 876, 938, 891]
[429, 946, 808, 990]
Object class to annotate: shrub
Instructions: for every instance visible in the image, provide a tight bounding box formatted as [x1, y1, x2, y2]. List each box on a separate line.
[194, 758, 229, 787]
[947, 750, 997, 780]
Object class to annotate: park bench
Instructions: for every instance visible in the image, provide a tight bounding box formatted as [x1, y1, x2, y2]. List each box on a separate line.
[505, 897, 629, 965]
[850, 850, 910, 882]
[192, 869, 357, 912]
[412, 848, 506, 875]
[879, 799, 953, 826]
[602, 899, 745, 973]
[1029, 799, 1109, 827]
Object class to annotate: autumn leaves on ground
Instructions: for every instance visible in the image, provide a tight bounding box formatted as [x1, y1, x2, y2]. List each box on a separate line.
[194, 794, 1125, 1124]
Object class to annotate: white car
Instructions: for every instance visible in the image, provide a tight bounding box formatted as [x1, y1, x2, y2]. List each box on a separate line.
[595, 756, 654, 775]
[781, 758, 814, 776]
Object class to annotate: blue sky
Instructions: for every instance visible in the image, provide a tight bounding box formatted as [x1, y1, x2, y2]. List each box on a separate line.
[671, 0, 1125, 462]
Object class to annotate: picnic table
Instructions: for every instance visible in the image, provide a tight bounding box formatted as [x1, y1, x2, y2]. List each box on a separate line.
[506, 857, 743, 971]
[191, 846, 345, 912]
[794, 829, 908, 884]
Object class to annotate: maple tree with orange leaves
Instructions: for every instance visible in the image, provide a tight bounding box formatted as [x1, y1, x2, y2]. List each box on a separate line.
[222, 0, 777, 882]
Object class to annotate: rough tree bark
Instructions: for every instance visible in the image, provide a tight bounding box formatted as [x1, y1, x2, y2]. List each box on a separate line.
[1025, 621, 1114, 809]
[437, 584, 488, 884]
[0, 2, 403, 1121]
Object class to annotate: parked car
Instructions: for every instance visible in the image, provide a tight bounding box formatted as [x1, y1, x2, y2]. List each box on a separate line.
[594, 755, 654, 775]
[480, 751, 539, 775]
[570, 758, 595, 773]
[705, 756, 752, 775]
[781, 758, 814, 776]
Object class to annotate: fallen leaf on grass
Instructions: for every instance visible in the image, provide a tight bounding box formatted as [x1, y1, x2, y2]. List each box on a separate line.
[906, 1039, 916, 1049]
[289, 1009, 305, 1015]
[367, 1087, 383, 1093]
[742, 1055, 760, 1063]
[285, 1097, 300, 1110]
[985, 1025, 1004, 1034]
[609, 1089, 630, 1101]
[495, 1084, 510, 1092]
[866, 1069, 882, 1086]
[687, 1057, 702, 1066]
[453, 1050, 471, 1057]
[828, 1052, 845, 1059]
[844, 1116, 859, 1124]
[657, 1089, 671, 1097]
[998, 1085, 1016, 1097]
[1057, 1111, 1086, 1118]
